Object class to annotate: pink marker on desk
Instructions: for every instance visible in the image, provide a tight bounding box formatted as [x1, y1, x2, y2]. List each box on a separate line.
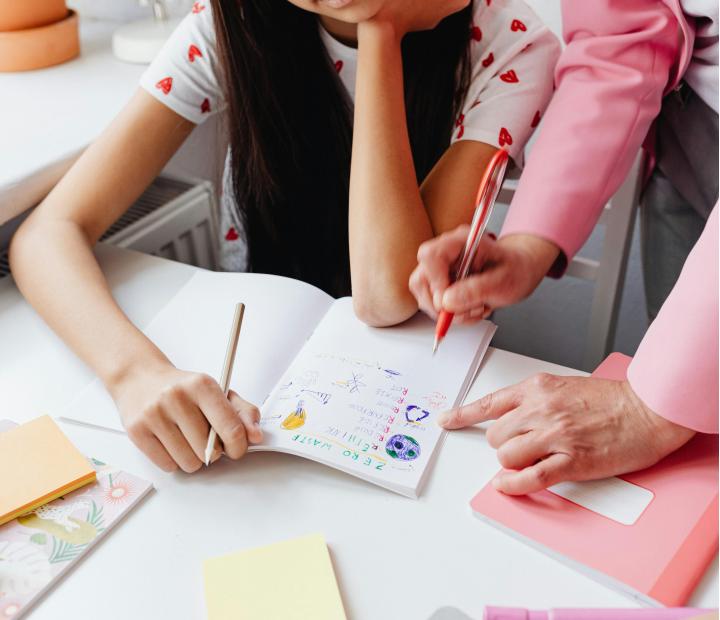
[484, 607, 714, 620]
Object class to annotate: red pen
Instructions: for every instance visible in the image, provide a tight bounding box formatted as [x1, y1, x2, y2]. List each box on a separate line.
[433, 149, 509, 354]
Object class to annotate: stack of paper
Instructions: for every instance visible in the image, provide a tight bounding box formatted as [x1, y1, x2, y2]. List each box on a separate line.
[0, 416, 96, 526]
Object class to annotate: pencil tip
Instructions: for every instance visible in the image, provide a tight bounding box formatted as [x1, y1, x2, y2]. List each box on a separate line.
[432, 337, 439, 355]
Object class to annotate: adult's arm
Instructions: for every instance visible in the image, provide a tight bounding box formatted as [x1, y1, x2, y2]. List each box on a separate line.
[501, 0, 681, 272]
[628, 207, 719, 433]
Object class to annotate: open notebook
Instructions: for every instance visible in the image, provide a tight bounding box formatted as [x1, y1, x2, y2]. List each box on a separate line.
[63, 270, 496, 498]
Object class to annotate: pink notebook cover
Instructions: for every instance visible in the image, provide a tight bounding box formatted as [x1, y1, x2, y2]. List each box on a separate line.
[470, 353, 718, 607]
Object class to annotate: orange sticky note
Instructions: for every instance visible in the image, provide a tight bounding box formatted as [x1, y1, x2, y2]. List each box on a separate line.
[0, 416, 96, 526]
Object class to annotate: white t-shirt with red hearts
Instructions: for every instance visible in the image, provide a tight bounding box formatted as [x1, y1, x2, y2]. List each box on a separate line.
[140, 0, 560, 272]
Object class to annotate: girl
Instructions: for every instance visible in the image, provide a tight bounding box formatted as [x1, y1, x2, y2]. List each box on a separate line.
[10, 0, 559, 473]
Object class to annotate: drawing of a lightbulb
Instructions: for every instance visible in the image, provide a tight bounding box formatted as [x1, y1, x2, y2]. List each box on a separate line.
[281, 400, 307, 430]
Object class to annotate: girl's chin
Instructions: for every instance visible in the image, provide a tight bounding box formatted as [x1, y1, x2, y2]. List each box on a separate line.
[321, 0, 354, 7]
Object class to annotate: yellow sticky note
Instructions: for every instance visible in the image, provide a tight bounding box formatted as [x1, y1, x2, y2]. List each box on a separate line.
[203, 533, 347, 620]
[0, 416, 96, 526]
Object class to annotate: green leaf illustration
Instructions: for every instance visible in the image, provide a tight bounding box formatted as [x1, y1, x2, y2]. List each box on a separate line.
[30, 533, 47, 545]
[87, 501, 105, 530]
[49, 537, 87, 564]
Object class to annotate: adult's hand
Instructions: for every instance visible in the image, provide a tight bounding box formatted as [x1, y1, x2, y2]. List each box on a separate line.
[409, 228, 560, 323]
[438, 373, 695, 494]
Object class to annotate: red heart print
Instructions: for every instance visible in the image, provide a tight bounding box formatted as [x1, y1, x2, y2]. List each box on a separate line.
[334, 60, 343, 73]
[471, 26, 482, 42]
[201, 98, 211, 114]
[500, 69, 519, 83]
[486, 0, 492, 5]
[482, 52, 494, 68]
[531, 110, 541, 128]
[225, 227, 239, 241]
[192, 2, 205, 13]
[456, 125, 465, 140]
[188, 44, 202, 62]
[155, 77, 173, 95]
[456, 113, 465, 127]
[498, 127, 513, 147]
[511, 19, 527, 32]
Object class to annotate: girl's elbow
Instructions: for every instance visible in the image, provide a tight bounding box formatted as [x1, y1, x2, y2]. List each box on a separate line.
[353, 288, 418, 328]
[8, 221, 36, 271]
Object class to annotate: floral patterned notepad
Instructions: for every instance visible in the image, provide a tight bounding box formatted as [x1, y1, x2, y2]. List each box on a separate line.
[0, 422, 152, 618]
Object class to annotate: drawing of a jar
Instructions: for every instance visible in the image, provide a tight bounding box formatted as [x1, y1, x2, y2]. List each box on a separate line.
[281, 400, 307, 430]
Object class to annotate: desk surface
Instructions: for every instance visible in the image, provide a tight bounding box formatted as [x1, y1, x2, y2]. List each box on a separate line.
[1, 246, 717, 619]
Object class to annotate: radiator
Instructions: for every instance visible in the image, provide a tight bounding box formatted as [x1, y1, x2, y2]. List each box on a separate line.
[0, 174, 219, 278]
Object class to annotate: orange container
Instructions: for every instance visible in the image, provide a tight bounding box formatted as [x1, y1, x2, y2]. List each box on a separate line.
[0, 0, 69, 32]
[0, 10, 79, 72]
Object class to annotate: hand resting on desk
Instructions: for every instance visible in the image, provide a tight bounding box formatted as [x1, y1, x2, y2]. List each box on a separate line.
[438, 373, 695, 495]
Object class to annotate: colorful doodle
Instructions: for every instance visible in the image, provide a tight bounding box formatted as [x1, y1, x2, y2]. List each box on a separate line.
[333, 372, 366, 394]
[404, 405, 430, 424]
[385, 434, 421, 461]
[302, 390, 332, 405]
[281, 400, 307, 430]
[422, 391, 448, 410]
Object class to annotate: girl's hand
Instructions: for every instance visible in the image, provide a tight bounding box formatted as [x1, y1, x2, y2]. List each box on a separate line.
[111, 363, 263, 473]
[366, 0, 470, 38]
[438, 375, 695, 495]
[409, 228, 560, 323]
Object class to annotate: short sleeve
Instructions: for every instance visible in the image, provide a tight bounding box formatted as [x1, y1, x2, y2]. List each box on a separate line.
[452, 0, 561, 166]
[139, 1, 226, 124]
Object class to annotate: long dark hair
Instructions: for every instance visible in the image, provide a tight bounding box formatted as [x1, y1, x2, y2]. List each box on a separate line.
[212, 1, 473, 297]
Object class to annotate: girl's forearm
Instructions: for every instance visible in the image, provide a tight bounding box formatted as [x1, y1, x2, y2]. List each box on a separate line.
[349, 21, 433, 326]
[9, 219, 171, 393]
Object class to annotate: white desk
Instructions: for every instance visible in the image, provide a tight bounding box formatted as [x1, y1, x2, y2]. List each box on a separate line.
[1, 246, 717, 619]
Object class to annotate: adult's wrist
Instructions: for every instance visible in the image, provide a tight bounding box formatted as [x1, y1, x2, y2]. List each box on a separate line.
[499, 233, 561, 281]
[620, 380, 695, 461]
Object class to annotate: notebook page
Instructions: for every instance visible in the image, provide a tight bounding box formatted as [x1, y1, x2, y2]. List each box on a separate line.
[251, 298, 496, 497]
[62, 270, 334, 432]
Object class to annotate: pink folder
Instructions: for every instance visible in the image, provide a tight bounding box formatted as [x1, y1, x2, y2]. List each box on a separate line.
[470, 353, 718, 607]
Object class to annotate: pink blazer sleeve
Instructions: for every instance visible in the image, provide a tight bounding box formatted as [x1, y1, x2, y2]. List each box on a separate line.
[627, 207, 719, 434]
[500, 0, 680, 271]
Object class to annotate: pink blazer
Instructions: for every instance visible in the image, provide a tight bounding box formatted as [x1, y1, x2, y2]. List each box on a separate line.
[502, 0, 718, 432]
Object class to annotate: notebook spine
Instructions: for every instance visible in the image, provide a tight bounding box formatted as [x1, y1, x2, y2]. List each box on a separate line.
[648, 494, 719, 606]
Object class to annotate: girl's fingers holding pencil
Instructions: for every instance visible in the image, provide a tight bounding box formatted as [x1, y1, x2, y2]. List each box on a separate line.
[127, 424, 178, 472]
[193, 377, 251, 460]
[173, 401, 212, 463]
[229, 391, 263, 445]
[149, 413, 203, 473]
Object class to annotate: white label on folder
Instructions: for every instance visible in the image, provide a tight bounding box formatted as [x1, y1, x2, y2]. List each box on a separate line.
[548, 477, 654, 525]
